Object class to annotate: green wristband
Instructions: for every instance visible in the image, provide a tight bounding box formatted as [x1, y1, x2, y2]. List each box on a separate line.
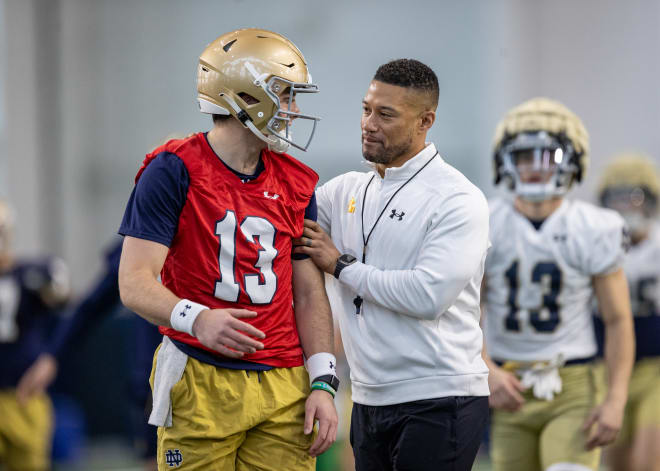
[311, 381, 336, 398]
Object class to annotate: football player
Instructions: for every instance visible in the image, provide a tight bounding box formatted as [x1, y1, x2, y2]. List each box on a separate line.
[16, 238, 161, 470]
[595, 154, 660, 471]
[481, 98, 635, 471]
[0, 200, 70, 471]
[118, 29, 338, 470]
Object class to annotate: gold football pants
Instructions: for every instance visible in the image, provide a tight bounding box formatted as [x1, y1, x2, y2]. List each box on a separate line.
[0, 390, 53, 471]
[491, 363, 602, 471]
[151, 349, 316, 471]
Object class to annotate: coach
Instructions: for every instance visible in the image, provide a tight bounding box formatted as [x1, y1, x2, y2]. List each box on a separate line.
[295, 59, 490, 470]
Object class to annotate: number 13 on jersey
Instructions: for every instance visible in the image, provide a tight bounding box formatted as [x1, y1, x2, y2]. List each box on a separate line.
[214, 210, 279, 305]
[505, 260, 563, 333]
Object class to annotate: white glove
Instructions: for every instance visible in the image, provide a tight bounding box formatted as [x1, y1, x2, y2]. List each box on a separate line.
[519, 354, 565, 401]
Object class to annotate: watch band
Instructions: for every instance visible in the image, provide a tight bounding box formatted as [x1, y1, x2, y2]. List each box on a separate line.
[333, 262, 344, 279]
[312, 374, 341, 391]
[334, 254, 356, 279]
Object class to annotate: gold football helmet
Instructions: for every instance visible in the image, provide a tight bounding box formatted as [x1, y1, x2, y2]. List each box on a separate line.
[493, 97, 589, 201]
[598, 153, 659, 235]
[197, 28, 319, 152]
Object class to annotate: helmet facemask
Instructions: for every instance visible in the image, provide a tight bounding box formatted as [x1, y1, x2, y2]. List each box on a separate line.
[496, 131, 579, 202]
[261, 75, 319, 153]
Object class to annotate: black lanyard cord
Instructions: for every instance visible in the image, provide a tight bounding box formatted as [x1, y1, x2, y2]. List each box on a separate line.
[353, 150, 439, 314]
[360, 151, 438, 262]
[359, 175, 375, 263]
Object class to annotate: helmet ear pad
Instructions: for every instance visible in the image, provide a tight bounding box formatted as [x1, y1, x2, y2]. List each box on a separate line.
[493, 132, 510, 186]
[569, 153, 583, 184]
[197, 62, 278, 132]
[555, 131, 583, 186]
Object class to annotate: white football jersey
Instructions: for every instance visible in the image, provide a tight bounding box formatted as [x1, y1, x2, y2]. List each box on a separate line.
[484, 198, 626, 362]
[625, 224, 660, 318]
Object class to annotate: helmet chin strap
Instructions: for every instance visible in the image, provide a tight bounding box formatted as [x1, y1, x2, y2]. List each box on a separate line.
[221, 94, 289, 153]
[244, 117, 289, 153]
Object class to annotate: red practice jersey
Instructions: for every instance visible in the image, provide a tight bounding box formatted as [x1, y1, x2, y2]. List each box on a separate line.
[135, 133, 318, 367]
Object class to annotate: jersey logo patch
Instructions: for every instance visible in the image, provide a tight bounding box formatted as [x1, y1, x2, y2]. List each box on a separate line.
[263, 192, 280, 200]
[165, 449, 183, 467]
[348, 197, 356, 213]
[389, 209, 405, 221]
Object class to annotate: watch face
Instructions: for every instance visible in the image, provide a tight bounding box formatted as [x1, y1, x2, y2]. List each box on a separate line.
[340, 254, 357, 264]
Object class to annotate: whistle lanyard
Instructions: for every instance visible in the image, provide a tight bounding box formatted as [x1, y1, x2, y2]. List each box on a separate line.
[353, 151, 439, 314]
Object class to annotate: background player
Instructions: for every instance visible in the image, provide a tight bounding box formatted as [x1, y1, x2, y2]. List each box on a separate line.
[118, 29, 338, 470]
[481, 98, 635, 471]
[0, 200, 70, 471]
[595, 154, 660, 471]
[15, 238, 161, 470]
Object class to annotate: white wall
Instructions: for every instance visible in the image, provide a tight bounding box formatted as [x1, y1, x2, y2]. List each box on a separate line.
[0, 0, 5, 196]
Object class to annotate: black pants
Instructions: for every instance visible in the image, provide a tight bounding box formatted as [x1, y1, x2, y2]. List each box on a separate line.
[350, 396, 488, 471]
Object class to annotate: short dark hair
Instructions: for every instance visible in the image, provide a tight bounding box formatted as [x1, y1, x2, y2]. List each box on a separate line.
[212, 113, 233, 125]
[373, 59, 439, 109]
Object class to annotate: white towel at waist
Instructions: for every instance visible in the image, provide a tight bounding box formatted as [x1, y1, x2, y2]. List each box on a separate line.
[148, 336, 188, 427]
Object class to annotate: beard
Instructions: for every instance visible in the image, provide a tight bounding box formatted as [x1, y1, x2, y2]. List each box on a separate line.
[362, 132, 414, 165]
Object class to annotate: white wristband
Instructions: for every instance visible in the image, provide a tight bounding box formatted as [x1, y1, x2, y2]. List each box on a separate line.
[305, 352, 338, 385]
[170, 299, 208, 337]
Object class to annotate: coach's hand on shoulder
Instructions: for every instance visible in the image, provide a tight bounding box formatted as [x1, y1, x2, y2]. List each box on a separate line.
[293, 219, 341, 275]
[488, 366, 527, 412]
[304, 389, 338, 457]
[582, 398, 624, 450]
[192, 308, 266, 359]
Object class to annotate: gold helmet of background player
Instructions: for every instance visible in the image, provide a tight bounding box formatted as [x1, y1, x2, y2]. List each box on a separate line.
[492, 97, 589, 201]
[197, 28, 319, 153]
[598, 153, 659, 236]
